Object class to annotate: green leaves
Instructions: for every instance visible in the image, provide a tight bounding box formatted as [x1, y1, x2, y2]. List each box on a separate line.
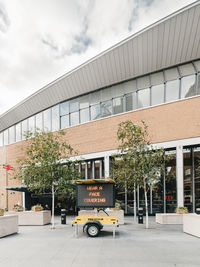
[14, 130, 80, 196]
[112, 120, 165, 193]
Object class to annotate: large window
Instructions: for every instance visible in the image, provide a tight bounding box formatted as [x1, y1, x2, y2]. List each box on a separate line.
[80, 108, 90, 123]
[61, 114, 69, 129]
[4, 129, 8, 146]
[43, 109, 51, 132]
[151, 84, 164, 106]
[125, 92, 137, 111]
[1, 61, 200, 147]
[52, 105, 59, 131]
[90, 104, 101, 120]
[70, 99, 79, 113]
[22, 119, 28, 140]
[9, 126, 15, 144]
[101, 100, 112, 117]
[0, 132, 3, 146]
[28, 116, 35, 132]
[138, 88, 150, 108]
[70, 111, 79, 126]
[113, 97, 123, 114]
[60, 101, 69, 116]
[165, 80, 180, 102]
[36, 112, 43, 131]
[16, 123, 21, 142]
[181, 75, 196, 98]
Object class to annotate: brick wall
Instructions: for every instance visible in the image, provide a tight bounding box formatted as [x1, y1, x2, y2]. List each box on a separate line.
[2, 96, 200, 209]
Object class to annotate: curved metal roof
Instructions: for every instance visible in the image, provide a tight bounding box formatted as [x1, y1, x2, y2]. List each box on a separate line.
[0, 1, 200, 132]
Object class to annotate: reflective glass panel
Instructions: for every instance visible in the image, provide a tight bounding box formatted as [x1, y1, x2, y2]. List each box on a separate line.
[181, 75, 196, 98]
[52, 105, 59, 131]
[165, 80, 179, 102]
[125, 92, 137, 111]
[36, 112, 43, 131]
[138, 88, 150, 108]
[113, 97, 124, 114]
[164, 67, 179, 81]
[80, 108, 89, 123]
[90, 104, 101, 120]
[151, 84, 164, 106]
[198, 74, 200, 95]
[70, 111, 79, 126]
[60, 101, 69, 116]
[194, 150, 200, 210]
[124, 80, 136, 94]
[9, 126, 15, 144]
[101, 100, 112, 118]
[101, 88, 111, 101]
[166, 154, 177, 213]
[4, 129, 8, 146]
[16, 123, 21, 142]
[43, 109, 51, 132]
[90, 91, 100, 105]
[111, 85, 124, 98]
[0, 132, 3, 146]
[137, 76, 150, 89]
[61, 114, 69, 129]
[70, 99, 79, 113]
[80, 95, 89, 109]
[22, 120, 28, 140]
[183, 150, 193, 212]
[28, 116, 35, 132]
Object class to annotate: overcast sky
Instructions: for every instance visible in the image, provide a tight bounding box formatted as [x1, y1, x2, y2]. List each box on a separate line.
[0, 0, 196, 116]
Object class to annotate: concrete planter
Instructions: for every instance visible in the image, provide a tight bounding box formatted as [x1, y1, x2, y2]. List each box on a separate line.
[183, 214, 200, 238]
[18, 211, 51, 225]
[156, 213, 184, 224]
[8, 210, 51, 226]
[0, 215, 18, 238]
[78, 209, 124, 224]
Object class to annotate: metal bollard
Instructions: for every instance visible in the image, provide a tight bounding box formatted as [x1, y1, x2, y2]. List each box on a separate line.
[113, 222, 115, 238]
[75, 222, 78, 238]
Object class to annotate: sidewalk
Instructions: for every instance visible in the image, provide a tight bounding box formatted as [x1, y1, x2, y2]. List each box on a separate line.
[0, 216, 199, 267]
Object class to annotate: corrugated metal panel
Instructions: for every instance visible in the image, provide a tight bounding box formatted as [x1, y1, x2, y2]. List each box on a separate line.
[176, 10, 189, 63]
[182, 8, 196, 63]
[0, 2, 200, 132]
[186, 5, 200, 59]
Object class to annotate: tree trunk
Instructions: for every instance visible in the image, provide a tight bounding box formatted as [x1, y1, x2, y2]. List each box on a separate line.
[144, 181, 149, 229]
[134, 183, 137, 222]
[51, 184, 55, 229]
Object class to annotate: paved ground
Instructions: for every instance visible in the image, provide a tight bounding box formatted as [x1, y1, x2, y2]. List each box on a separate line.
[0, 216, 200, 267]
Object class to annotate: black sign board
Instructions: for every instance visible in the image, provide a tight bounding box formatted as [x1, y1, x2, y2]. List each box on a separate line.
[76, 183, 115, 208]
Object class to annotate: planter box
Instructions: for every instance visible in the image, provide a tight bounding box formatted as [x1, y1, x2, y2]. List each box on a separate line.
[183, 214, 200, 238]
[78, 209, 124, 224]
[0, 215, 18, 238]
[156, 213, 184, 224]
[7, 211, 51, 226]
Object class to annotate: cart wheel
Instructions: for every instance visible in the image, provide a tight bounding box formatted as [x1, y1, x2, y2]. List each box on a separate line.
[86, 223, 100, 237]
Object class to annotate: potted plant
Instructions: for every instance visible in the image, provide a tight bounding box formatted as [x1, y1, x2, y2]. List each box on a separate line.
[0, 208, 4, 216]
[31, 204, 43, 212]
[175, 206, 188, 214]
[13, 204, 24, 212]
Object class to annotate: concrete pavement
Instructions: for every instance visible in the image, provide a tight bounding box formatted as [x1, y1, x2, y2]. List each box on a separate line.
[0, 216, 199, 267]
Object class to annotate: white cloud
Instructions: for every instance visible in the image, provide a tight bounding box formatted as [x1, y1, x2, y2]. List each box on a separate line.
[0, 0, 196, 115]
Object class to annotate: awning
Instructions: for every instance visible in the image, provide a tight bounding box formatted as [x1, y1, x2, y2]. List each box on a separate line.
[76, 178, 115, 184]
[6, 185, 28, 192]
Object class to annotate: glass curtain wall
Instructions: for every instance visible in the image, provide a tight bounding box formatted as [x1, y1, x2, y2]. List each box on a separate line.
[1, 61, 200, 146]
[183, 147, 200, 212]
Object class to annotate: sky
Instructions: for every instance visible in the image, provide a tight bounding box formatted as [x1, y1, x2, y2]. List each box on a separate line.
[0, 0, 197, 116]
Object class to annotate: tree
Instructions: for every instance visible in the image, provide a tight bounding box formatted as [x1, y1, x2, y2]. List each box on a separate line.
[14, 130, 80, 229]
[112, 120, 165, 228]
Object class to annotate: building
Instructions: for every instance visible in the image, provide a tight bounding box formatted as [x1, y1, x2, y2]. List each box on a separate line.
[0, 2, 200, 214]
